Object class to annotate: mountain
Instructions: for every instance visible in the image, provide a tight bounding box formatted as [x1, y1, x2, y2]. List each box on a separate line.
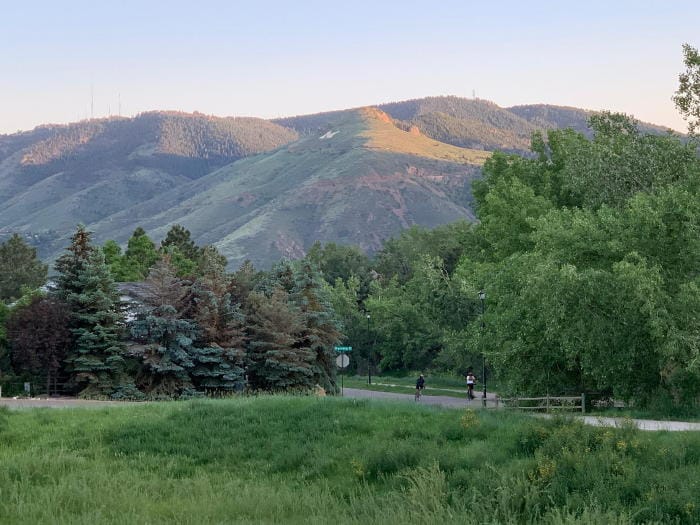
[277, 97, 677, 156]
[0, 112, 297, 252]
[0, 96, 679, 269]
[85, 107, 487, 267]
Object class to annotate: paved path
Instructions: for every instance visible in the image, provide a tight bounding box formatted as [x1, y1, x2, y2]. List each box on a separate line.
[0, 397, 122, 409]
[343, 387, 498, 409]
[577, 415, 700, 432]
[342, 388, 700, 432]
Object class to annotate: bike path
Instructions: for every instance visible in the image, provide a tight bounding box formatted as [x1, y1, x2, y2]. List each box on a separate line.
[342, 387, 495, 408]
[342, 388, 700, 432]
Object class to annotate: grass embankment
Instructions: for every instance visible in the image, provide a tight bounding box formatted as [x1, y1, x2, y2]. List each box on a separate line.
[0, 398, 699, 524]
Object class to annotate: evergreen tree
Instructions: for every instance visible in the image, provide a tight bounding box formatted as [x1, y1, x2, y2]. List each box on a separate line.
[231, 260, 260, 307]
[291, 261, 341, 392]
[6, 296, 72, 395]
[54, 225, 94, 301]
[130, 305, 197, 397]
[160, 224, 200, 261]
[0, 234, 48, 302]
[186, 249, 246, 391]
[56, 226, 134, 397]
[129, 257, 196, 397]
[246, 288, 314, 391]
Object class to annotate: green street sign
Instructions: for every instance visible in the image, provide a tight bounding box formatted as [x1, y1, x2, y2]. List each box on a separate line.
[334, 346, 352, 352]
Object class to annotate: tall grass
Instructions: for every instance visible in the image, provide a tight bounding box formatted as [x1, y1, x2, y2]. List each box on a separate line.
[0, 398, 698, 523]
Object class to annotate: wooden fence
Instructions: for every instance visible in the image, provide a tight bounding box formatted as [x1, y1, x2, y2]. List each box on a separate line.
[495, 393, 586, 413]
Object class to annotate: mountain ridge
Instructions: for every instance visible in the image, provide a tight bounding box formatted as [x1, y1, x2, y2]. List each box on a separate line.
[0, 96, 680, 269]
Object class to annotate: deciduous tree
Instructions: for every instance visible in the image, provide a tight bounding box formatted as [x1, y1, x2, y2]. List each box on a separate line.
[0, 234, 48, 302]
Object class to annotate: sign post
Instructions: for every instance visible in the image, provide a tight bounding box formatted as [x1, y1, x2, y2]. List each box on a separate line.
[334, 347, 351, 395]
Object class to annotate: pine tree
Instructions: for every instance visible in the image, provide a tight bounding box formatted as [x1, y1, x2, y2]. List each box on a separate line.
[54, 225, 94, 301]
[186, 249, 246, 391]
[129, 257, 196, 397]
[55, 226, 135, 397]
[246, 288, 314, 391]
[130, 305, 197, 397]
[231, 260, 260, 307]
[160, 224, 200, 261]
[60, 249, 133, 397]
[0, 234, 48, 302]
[292, 261, 341, 392]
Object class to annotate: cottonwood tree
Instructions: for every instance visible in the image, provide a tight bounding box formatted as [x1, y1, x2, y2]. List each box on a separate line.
[674, 43, 700, 135]
[0, 234, 48, 302]
[103, 227, 160, 282]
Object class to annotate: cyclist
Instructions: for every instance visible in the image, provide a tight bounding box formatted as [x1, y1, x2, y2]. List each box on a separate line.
[466, 371, 476, 400]
[415, 374, 425, 401]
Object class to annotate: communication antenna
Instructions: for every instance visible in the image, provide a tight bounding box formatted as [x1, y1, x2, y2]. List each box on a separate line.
[118, 93, 121, 117]
[91, 84, 94, 119]
[472, 89, 476, 99]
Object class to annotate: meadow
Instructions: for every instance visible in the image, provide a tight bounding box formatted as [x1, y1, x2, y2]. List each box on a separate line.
[0, 397, 698, 524]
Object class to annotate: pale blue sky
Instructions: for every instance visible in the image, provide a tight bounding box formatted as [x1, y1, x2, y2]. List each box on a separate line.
[1, 0, 698, 134]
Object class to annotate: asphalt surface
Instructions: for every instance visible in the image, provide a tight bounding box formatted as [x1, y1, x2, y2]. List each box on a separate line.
[0, 397, 122, 409]
[342, 388, 700, 432]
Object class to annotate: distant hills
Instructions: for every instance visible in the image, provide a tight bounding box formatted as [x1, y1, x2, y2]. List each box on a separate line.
[0, 97, 678, 269]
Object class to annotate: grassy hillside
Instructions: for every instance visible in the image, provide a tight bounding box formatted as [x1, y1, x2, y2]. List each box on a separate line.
[84, 108, 485, 268]
[507, 103, 677, 137]
[379, 96, 540, 152]
[376, 96, 679, 153]
[0, 398, 698, 523]
[0, 112, 297, 252]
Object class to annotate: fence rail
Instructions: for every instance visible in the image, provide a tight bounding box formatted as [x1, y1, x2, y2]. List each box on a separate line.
[496, 393, 586, 413]
[0, 381, 71, 398]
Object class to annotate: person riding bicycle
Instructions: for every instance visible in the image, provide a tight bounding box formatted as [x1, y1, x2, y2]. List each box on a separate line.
[415, 374, 425, 400]
[466, 371, 476, 400]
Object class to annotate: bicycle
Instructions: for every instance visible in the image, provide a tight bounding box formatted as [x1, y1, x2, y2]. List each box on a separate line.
[467, 383, 475, 400]
[415, 387, 423, 401]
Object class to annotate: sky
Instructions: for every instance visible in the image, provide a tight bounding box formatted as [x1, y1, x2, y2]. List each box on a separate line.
[1, 0, 698, 134]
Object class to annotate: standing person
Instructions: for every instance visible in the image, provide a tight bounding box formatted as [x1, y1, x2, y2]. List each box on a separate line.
[466, 371, 476, 400]
[415, 374, 425, 401]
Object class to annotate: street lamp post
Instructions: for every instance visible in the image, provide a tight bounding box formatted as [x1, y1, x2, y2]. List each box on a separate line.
[366, 314, 372, 385]
[479, 290, 486, 402]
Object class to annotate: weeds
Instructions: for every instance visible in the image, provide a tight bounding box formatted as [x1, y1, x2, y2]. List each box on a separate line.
[0, 398, 698, 523]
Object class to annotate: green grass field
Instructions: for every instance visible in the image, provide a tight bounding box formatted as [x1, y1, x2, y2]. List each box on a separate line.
[0, 398, 699, 524]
